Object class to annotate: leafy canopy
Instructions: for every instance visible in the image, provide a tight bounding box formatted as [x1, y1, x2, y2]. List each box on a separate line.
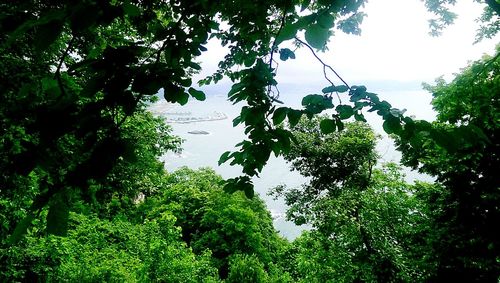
[1, 0, 497, 242]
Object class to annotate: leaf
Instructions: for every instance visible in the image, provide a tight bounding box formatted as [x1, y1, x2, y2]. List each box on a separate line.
[354, 112, 367, 122]
[305, 24, 330, 49]
[317, 13, 335, 29]
[287, 109, 303, 127]
[320, 118, 336, 134]
[188, 87, 206, 101]
[243, 56, 255, 67]
[46, 196, 69, 236]
[279, 48, 296, 61]
[228, 82, 245, 97]
[350, 85, 368, 102]
[219, 151, 232, 165]
[41, 77, 61, 97]
[187, 62, 202, 70]
[123, 2, 141, 17]
[302, 94, 324, 106]
[273, 107, 288, 125]
[322, 86, 335, 93]
[335, 118, 345, 131]
[275, 128, 292, 154]
[244, 185, 255, 198]
[322, 85, 349, 93]
[224, 176, 253, 197]
[223, 180, 239, 194]
[164, 85, 189, 105]
[383, 116, 402, 134]
[275, 23, 299, 45]
[336, 105, 354, 120]
[132, 71, 162, 95]
[430, 128, 458, 152]
[179, 78, 192, 87]
[335, 85, 349, 93]
[70, 4, 99, 33]
[301, 0, 311, 11]
[34, 20, 64, 51]
[389, 108, 407, 117]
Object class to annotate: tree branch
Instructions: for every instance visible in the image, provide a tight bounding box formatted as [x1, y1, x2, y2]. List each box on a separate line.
[294, 37, 349, 104]
[54, 36, 75, 97]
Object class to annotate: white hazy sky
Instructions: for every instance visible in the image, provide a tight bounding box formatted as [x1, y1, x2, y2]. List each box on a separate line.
[198, 0, 499, 88]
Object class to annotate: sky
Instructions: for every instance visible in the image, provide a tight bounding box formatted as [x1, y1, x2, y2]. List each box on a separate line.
[164, 1, 498, 238]
[198, 0, 499, 89]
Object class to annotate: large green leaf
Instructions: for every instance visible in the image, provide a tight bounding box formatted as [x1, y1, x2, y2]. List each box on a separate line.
[336, 105, 354, 120]
[219, 151, 232, 165]
[273, 107, 289, 125]
[275, 23, 299, 45]
[383, 116, 402, 134]
[320, 118, 336, 134]
[287, 109, 303, 127]
[305, 24, 329, 49]
[188, 87, 206, 101]
[317, 13, 335, 29]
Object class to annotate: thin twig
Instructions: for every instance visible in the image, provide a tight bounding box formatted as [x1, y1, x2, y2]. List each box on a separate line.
[294, 37, 351, 104]
[267, 10, 287, 99]
[54, 36, 76, 97]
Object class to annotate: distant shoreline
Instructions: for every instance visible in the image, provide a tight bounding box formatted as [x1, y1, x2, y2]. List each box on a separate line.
[163, 111, 227, 124]
[148, 101, 228, 124]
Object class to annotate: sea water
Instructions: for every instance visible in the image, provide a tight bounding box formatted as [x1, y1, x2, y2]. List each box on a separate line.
[156, 84, 436, 240]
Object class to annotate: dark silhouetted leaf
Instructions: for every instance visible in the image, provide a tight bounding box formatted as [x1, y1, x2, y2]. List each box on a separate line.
[320, 118, 336, 134]
[279, 48, 296, 61]
[34, 20, 63, 51]
[188, 87, 206, 101]
[273, 107, 288, 125]
[336, 105, 354, 120]
[383, 116, 402, 134]
[317, 13, 334, 29]
[335, 85, 349, 93]
[46, 196, 69, 236]
[123, 2, 141, 17]
[287, 109, 303, 127]
[275, 23, 299, 45]
[219, 151, 232, 165]
[305, 24, 329, 49]
[354, 112, 367, 122]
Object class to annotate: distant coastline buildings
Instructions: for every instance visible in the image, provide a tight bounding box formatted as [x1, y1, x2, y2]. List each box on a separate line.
[148, 101, 228, 124]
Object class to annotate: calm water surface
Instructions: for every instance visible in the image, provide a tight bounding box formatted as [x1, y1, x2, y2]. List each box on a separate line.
[155, 86, 435, 240]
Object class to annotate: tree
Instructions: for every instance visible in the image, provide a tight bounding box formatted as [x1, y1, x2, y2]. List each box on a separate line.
[1, 210, 218, 282]
[272, 119, 435, 282]
[1, 0, 496, 244]
[396, 48, 500, 282]
[139, 167, 289, 279]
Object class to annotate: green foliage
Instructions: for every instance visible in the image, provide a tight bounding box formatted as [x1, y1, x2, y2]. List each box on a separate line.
[397, 49, 500, 281]
[1, 212, 218, 282]
[2, 0, 489, 232]
[1, 0, 498, 281]
[139, 167, 288, 279]
[227, 254, 268, 283]
[272, 118, 435, 282]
